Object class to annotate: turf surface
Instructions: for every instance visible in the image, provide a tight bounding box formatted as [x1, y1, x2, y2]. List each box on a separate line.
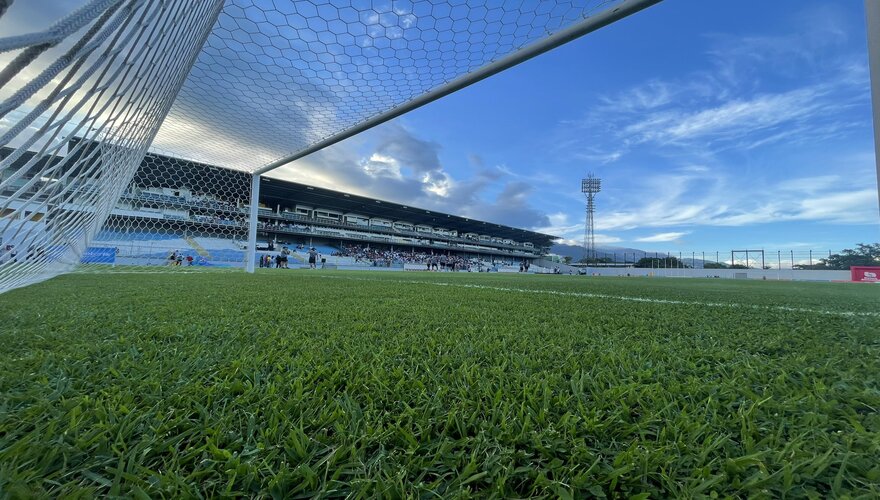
[1, 271, 878, 497]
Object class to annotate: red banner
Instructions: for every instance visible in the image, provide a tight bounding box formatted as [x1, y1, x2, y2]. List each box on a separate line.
[851, 266, 880, 282]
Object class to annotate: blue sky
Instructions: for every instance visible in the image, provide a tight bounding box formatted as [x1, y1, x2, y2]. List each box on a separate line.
[275, 0, 880, 252]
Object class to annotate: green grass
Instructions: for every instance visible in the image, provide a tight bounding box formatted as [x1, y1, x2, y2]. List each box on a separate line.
[1, 271, 878, 498]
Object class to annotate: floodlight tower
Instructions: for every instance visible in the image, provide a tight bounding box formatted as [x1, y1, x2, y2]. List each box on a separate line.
[581, 174, 601, 261]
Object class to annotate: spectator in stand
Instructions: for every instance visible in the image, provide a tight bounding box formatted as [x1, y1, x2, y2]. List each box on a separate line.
[2, 244, 16, 264]
[333, 243, 481, 272]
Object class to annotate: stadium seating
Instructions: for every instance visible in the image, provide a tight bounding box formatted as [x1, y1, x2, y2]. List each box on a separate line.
[90, 231, 245, 267]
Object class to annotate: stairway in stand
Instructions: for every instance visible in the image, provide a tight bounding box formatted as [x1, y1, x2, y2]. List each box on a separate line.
[185, 236, 211, 259]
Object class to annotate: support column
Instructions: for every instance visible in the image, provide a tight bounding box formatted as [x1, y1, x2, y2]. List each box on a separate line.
[868, 0, 880, 216]
[245, 173, 260, 273]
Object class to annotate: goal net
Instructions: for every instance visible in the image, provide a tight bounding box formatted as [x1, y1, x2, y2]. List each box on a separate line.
[1, 0, 646, 294]
[0, 0, 226, 292]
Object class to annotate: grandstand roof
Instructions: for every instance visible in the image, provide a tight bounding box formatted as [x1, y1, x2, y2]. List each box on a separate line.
[259, 177, 557, 247]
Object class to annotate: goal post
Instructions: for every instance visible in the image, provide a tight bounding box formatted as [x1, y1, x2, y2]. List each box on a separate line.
[866, 0, 880, 217]
[245, 173, 260, 274]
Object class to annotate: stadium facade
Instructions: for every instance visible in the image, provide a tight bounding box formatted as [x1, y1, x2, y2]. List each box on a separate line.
[1, 145, 555, 271]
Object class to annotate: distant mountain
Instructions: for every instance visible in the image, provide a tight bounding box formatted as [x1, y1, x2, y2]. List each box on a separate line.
[550, 243, 651, 260]
[549, 243, 723, 267]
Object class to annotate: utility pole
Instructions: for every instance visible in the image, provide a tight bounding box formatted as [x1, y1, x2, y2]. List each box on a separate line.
[581, 174, 601, 262]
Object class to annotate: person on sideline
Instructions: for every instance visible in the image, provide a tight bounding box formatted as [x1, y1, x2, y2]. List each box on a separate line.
[308, 247, 318, 269]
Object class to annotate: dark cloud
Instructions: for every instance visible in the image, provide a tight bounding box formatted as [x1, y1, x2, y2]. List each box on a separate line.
[271, 123, 550, 230]
[481, 166, 506, 181]
[464, 181, 551, 228]
[467, 153, 484, 168]
[374, 124, 442, 173]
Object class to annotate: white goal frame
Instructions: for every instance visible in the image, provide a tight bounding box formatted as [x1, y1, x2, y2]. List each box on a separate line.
[243, 0, 663, 272]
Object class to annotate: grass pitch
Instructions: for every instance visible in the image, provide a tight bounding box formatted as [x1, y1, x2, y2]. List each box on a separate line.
[1, 271, 878, 497]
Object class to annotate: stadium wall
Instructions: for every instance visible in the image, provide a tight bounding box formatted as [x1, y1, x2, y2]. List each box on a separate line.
[575, 267, 853, 281]
[534, 259, 581, 274]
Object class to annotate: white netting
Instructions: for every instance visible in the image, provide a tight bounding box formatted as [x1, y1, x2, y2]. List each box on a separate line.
[0, 0, 225, 292]
[1, 0, 636, 293]
[154, 0, 622, 170]
[87, 149, 250, 271]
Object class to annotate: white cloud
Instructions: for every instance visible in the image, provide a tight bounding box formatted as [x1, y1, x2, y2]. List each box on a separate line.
[547, 212, 569, 227]
[595, 234, 623, 244]
[534, 212, 582, 239]
[635, 232, 690, 243]
[556, 234, 622, 247]
[555, 10, 871, 165]
[600, 76, 867, 154]
[536, 213, 626, 246]
[598, 80, 673, 112]
[583, 159, 878, 234]
[795, 189, 878, 224]
[543, 7, 877, 241]
[626, 88, 822, 144]
[422, 171, 452, 197]
[777, 176, 840, 193]
[556, 239, 581, 247]
[362, 153, 403, 179]
[679, 165, 709, 173]
[744, 241, 825, 249]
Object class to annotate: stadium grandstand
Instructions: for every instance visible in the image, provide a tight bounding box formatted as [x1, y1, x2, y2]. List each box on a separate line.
[1, 142, 555, 273]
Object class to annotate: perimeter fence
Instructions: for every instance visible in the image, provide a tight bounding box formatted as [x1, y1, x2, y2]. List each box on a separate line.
[573, 249, 863, 271]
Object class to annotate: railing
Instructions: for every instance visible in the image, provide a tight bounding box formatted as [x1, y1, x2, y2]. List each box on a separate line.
[120, 192, 243, 214]
[270, 210, 543, 252]
[258, 222, 541, 258]
[107, 193, 548, 253]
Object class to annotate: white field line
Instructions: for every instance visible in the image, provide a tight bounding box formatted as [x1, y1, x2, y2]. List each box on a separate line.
[71, 271, 222, 275]
[73, 269, 241, 274]
[315, 275, 880, 319]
